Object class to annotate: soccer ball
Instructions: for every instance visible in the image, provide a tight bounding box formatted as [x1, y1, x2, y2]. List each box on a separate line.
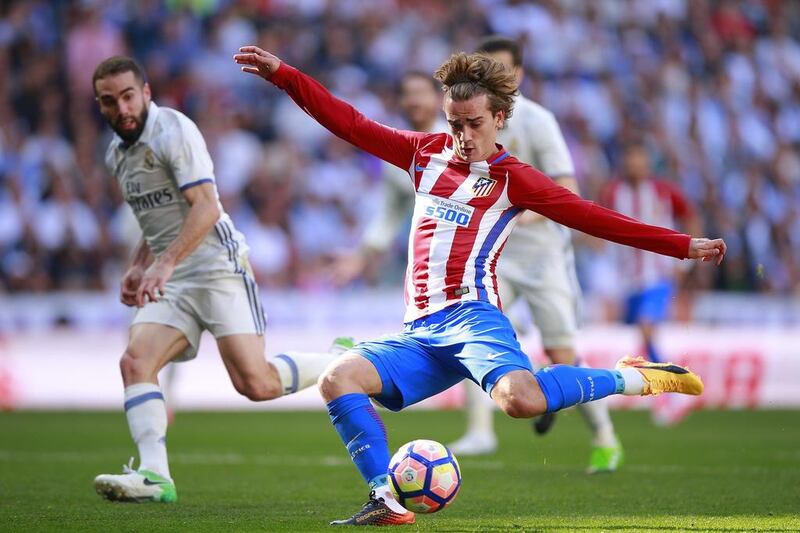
[388, 439, 461, 513]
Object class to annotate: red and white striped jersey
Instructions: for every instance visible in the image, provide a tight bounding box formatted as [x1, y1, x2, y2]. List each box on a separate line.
[599, 178, 694, 289]
[271, 64, 692, 322]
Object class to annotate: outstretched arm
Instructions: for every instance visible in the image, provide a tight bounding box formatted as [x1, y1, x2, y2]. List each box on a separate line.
[234, 46, 427, 171]
[508, 166, 726, 264]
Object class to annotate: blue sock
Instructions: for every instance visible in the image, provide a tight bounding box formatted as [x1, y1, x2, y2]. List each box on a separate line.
[327, 393, 390, 489]
[534, 365, 626, 413]
[645, 340, 662, 363]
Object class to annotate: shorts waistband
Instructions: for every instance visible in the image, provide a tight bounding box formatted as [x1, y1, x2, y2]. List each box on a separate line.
[404, 300, 497, 329]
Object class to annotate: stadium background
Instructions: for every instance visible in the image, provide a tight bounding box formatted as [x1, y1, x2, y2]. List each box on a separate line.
[1, 0, 798, 411]
[2, 1, 799, 531]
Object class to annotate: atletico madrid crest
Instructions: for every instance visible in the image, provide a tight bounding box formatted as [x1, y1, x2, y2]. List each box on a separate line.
[471, 176, 497, 197]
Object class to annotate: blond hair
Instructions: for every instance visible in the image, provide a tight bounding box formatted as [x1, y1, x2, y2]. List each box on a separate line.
[433, 52, 518, 119]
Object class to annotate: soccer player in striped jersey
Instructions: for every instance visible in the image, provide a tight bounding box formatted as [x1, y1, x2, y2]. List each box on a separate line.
[91, 56, 348, 504]
[235, 47, 725, 526]
[445, 36, 622, 472]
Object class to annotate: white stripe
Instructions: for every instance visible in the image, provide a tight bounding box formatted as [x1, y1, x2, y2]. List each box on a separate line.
[417, 146, 453, 194]
[404, 146, 453, 320]
[424, 222, 457, 310]
[462, 178, 516, 308]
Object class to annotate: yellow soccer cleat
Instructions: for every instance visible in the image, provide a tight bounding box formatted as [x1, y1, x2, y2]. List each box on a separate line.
[616, 356, 704, 396]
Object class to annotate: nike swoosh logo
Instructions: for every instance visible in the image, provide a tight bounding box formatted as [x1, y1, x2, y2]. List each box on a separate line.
[415, 164, 431, 172]
[142, 478, 167, 486]
[484, 351, 509, 360]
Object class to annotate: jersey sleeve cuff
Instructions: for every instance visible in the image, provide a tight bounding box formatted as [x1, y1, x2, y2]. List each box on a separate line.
[270, 62, 297, 89]
[179, 178, 214, 191]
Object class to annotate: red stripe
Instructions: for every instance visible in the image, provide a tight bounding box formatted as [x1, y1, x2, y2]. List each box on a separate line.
[488, 239, 508, 310]
[411, 218, 437, 309]
[442, 169, 509, 304]
[411, 163, 472, 310]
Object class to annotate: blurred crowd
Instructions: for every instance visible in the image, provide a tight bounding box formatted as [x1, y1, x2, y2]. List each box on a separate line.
[0, 0, 798, 297]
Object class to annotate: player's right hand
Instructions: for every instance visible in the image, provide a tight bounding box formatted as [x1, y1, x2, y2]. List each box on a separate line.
[234, 46, 281, 80]
[120, 265, 145, 307]
[136, 260, 175, 308]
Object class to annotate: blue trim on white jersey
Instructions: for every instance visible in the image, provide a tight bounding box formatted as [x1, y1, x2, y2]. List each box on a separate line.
[241, 273, 262, 335]
[473, 207, 521, 301]
[214, 221, 243, 274]
[179, 178, 214, 191]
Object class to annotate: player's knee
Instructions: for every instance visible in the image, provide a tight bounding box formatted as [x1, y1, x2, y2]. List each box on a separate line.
[237, 376, 281, 402]
[498, 394, 545, 419]
[120, 346, 157, 382]
[318, 364, 358, 403]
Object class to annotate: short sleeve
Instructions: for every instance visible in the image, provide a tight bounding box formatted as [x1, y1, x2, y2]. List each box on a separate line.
[163, 114, 216, 191]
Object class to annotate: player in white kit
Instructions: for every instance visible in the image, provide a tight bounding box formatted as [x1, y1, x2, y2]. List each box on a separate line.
[446, 37, 623, 473]
[91, 56, 346, 503]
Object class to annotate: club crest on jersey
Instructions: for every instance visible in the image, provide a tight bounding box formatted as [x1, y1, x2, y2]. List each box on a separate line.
[144, 149, 155, 170]
[471, 176, 497, 198]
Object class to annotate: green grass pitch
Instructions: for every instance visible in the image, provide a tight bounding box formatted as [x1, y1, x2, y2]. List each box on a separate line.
[2, 409, 798, 532]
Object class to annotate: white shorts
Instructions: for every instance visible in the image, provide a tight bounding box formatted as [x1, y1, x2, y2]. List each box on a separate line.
[497, 248, 581, 350]
[131, 270, 267, 362]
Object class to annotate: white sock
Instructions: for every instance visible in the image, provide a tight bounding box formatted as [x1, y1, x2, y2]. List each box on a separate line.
[124, 383, 170, 479]
[271, 351, 335, 396]
[465, 381, 494, 436]
[577, 399, 617, 447]
[373, 484, 408, 513]
[619, 368, 645, 395]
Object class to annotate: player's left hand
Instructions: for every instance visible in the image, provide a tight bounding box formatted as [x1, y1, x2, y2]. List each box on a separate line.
[136, 260, 174, 307]
[233, 46, 281, 80]
[688, 238, 727, 266]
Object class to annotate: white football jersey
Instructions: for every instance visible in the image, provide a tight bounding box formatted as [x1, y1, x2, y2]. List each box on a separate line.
[105, 102, 248, 280]
[498, 94, 576, 257]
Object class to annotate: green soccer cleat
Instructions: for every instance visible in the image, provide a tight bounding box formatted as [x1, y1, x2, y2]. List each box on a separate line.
[330, 336, 356, 356]
[587, 441, 624, 474]
[94, 459, 177, 503]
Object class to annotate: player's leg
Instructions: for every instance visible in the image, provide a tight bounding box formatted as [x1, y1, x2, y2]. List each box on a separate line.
[636, 281, 674, 363]
[320, 331, 462, 526]
[633, 281, 693, 426]
[95, 318, 196, 503]
[319, 348, 413, 525]
[457, 304, 702, 419]
[206, 272, 348, 400]
[530, 255, 623, 473]
[216, 333, 349, 400]
[447, 279, 525, 456]
[491, 355, 704, 420]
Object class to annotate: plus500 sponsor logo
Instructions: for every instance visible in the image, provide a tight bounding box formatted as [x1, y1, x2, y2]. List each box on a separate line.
[420, 195, 474, 228]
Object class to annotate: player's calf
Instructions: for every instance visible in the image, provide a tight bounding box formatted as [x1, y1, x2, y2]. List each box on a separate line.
[232, 373, 283, 401]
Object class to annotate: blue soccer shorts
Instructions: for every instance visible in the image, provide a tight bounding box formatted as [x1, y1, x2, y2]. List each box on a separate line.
[624, 280, 675, 325]
[354, 300, 533, 411]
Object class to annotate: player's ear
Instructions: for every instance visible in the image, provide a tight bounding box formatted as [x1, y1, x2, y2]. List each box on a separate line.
[142, 82, 152, 103]
[494, 109, 505, 130]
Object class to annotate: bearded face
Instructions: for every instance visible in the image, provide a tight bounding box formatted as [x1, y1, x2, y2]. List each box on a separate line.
[95, 71, 152, 145]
